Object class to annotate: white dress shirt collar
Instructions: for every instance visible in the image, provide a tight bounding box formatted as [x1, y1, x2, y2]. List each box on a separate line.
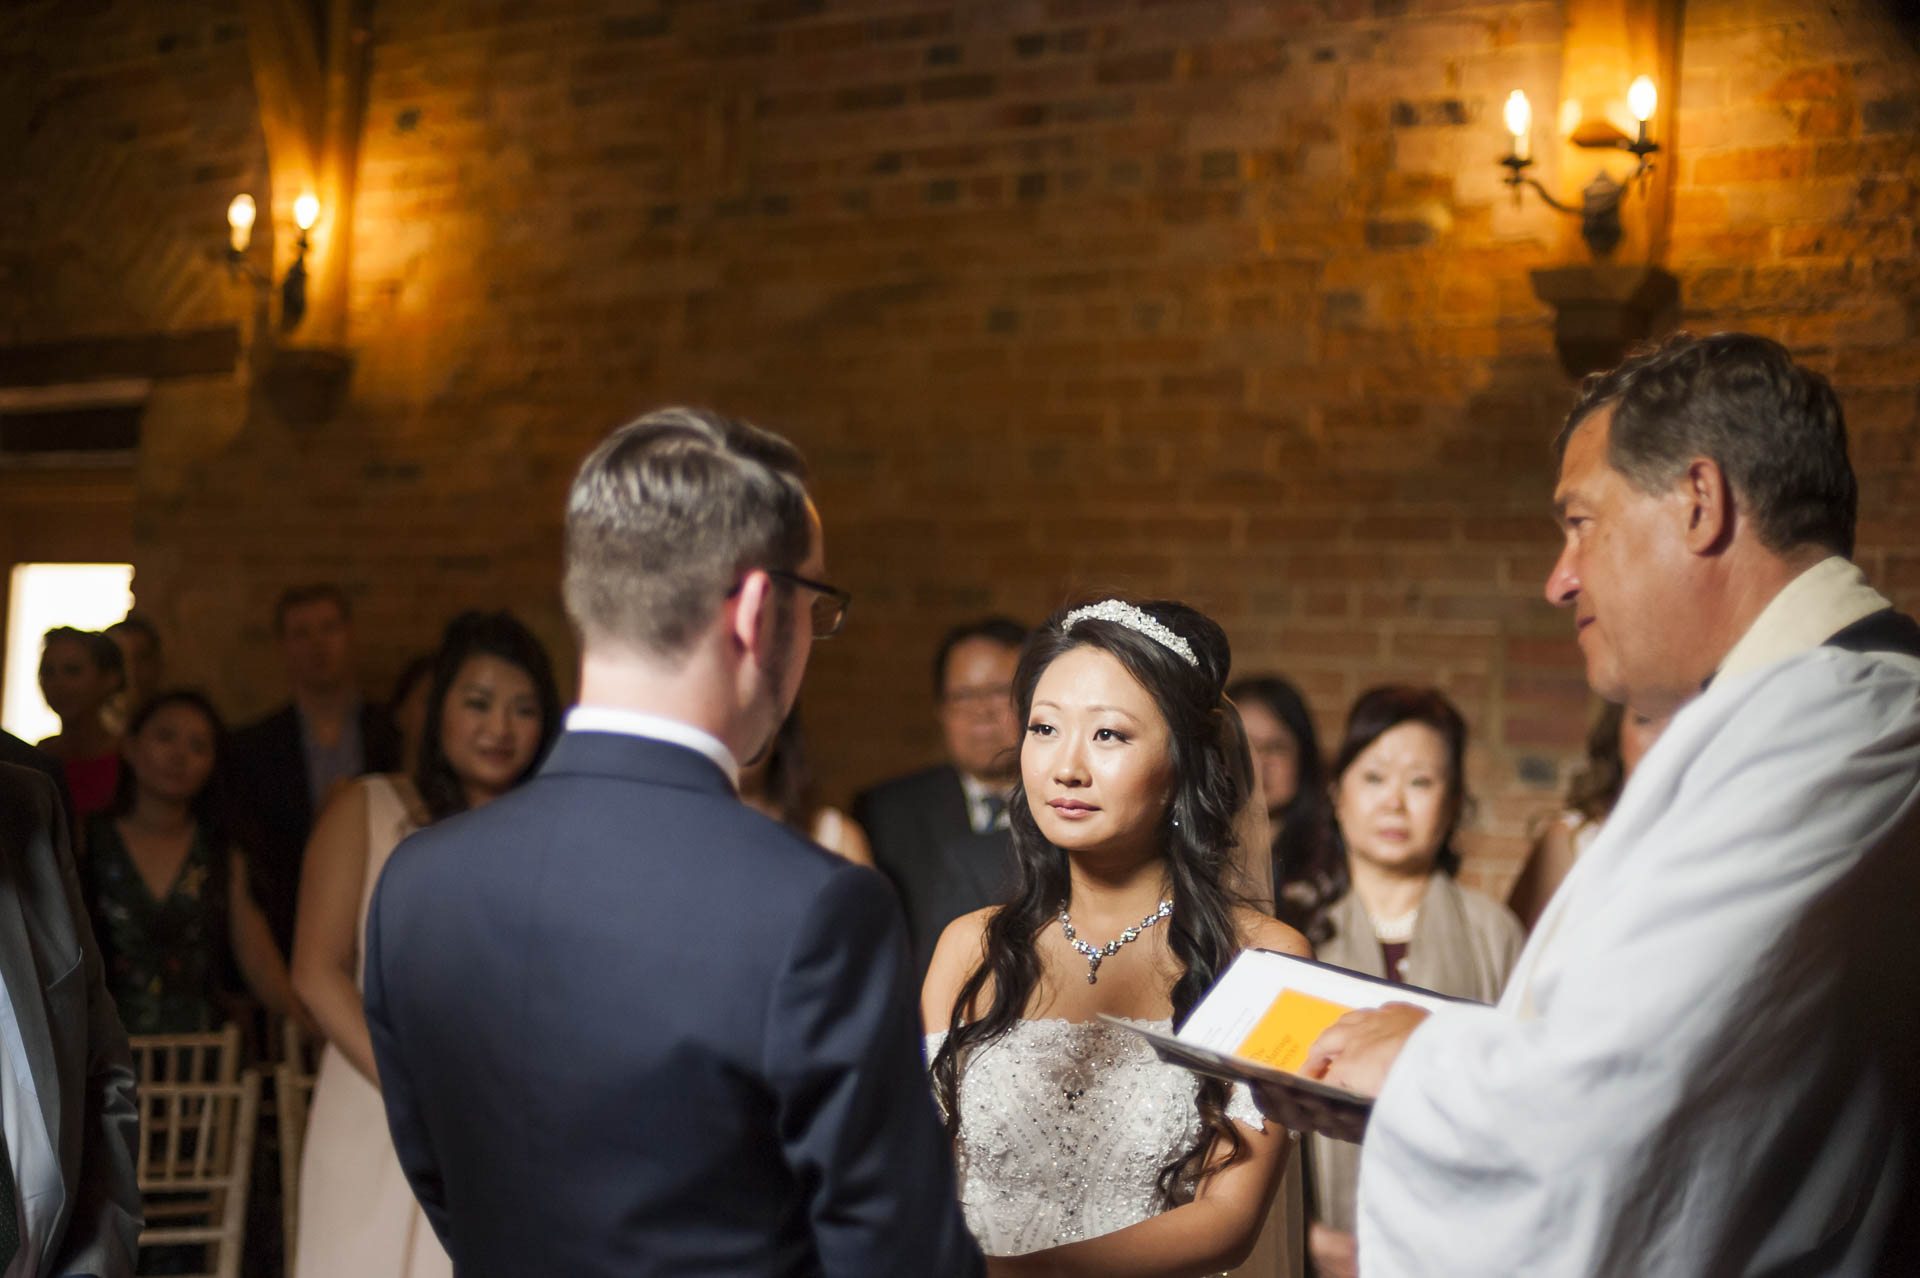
[564, 706, 741, 791]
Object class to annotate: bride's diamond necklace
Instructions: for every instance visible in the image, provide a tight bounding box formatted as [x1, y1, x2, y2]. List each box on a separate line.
[1059, 898, 1173, 984]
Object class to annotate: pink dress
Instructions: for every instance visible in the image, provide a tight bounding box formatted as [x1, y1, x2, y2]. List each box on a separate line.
[293, 777, 451, 1278]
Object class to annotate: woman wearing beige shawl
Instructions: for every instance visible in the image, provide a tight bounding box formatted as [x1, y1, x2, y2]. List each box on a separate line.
[1278, 686, 1524, 1278]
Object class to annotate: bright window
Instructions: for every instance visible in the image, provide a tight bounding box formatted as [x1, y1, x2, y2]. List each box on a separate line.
[2, 563, 134, 743]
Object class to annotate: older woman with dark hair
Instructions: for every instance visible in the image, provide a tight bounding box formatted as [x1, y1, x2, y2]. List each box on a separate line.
[924, 598, 1310, 1276]
[291, 611, 561, 1278]
[1283, 684, 1523, 1278]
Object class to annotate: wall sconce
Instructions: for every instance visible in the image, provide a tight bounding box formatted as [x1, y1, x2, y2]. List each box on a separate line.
[1501, 77, 1660, 258]
[226, 192, 319, 329]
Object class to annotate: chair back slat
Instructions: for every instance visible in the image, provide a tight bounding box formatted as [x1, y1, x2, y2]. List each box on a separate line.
[127, 1025, 241, 1085]
[136, 1071, 261, 1278]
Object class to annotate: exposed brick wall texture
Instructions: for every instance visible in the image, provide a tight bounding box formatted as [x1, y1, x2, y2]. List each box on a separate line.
[4, 0, 1917, 895]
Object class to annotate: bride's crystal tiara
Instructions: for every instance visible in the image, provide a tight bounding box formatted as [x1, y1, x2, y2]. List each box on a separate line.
[1061, 600, 1199, 668]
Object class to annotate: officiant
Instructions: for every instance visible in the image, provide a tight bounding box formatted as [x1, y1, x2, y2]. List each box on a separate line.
[1265, 332, 1920, 1276]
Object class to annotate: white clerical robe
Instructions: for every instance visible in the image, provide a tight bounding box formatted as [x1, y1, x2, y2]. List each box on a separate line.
[1356, 564, 1920, 1276]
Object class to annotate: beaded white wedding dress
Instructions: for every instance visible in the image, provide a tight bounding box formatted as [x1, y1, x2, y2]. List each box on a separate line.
[929, 1016, 1264, 1259]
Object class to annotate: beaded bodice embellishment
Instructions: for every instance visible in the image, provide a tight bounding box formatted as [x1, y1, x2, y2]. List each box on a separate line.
[928, 1017, 1263, 1259]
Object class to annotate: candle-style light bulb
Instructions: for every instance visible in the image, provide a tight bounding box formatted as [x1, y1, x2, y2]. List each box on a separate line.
[227, 193, 256, 253]
[1628, 76, 1658, 124]
[293, 192, 320, 232]
[1504, 90, 1532, 162]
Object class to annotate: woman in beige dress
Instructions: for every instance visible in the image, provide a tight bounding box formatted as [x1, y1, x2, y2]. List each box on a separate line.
[290, 612, 560, 1277]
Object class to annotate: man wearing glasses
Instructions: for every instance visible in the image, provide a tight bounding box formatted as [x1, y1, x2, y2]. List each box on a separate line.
[364, 407, 981, 1278]
[855, 616, 1028, 978]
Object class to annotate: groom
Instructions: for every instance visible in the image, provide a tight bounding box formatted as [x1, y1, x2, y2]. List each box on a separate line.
[365, 408, 982, 1276]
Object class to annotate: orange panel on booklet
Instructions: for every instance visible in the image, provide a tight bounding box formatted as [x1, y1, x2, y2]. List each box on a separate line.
[1235, 990, 1353, 1074]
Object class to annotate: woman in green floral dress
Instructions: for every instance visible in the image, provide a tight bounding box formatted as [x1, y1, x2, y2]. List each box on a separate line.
[85, 690, 300, 1037]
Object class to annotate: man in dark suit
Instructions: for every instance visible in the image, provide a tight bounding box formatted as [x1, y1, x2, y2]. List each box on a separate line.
[0, 730, 68, 820]
[366, 407, 982, 1277]
[0, 763, 142, 1277]
[854, 617, 1026, 977]
[228, 584, 399, 956]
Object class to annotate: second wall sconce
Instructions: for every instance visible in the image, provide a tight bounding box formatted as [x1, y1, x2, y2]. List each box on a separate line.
[227, 192, 319, 330]
[1501, 77, 1660, 258]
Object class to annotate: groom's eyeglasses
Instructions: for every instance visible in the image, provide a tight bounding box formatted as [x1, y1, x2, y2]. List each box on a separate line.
[730, 571, 851, 639]
[770, 570, 851, 639]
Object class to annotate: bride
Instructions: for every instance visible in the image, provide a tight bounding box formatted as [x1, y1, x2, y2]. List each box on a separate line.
[924, 598, 1310, 1277]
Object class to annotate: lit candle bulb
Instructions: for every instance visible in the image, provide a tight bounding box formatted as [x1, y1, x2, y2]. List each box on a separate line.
[227, 193, 256, 253]
[294, 192, 320, 232]
[1628, 76, 1657, 124]
[1504, 90, 1532, 162]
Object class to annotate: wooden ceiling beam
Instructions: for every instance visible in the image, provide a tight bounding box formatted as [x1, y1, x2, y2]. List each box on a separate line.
[0, 328, 240, 389]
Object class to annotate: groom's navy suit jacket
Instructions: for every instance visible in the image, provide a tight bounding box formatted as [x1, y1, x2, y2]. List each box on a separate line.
[364, 730, 982, 1278]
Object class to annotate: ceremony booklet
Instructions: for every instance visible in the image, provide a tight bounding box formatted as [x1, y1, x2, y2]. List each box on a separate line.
[1101, 948, 1471, 1144]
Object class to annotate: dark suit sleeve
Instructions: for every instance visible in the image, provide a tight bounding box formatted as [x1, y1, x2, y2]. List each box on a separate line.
[361, 704, 402, 775]
[850, 785, 915, 921]
[761, 867, 983, 1278]
[34, 776, 141, 1278]
[363, 862, 453, 1247]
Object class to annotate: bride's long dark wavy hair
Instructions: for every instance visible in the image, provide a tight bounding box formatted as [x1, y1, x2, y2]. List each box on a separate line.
[929, 598, 1251, 1207]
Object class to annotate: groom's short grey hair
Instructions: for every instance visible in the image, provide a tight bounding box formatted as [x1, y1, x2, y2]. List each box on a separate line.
[564, 406, 812, 658]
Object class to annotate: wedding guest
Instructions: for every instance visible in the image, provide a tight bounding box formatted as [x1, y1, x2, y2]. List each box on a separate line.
[925, 598, 1309, 1275]
[1219, 699, 1275, 914]
[107, 613, 165, 710]
[84, 690, 301, 1036]
[856, 616, 1028, 975]
[1220, 701, 1307, 1278]
[1227, 676, 1328, 917]
[1506, 701, 1666, 930]
[230, 584, 401, 957]
[37, 626, 126, 834]
[740, 712, 874, 867]
[384, 653, 436, 776]
[1281, 684, 1523, 1278]
[292, 610, 560, 1278]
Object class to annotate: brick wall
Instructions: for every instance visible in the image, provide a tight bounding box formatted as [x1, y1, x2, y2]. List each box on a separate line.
[4, 0, 1916, 894]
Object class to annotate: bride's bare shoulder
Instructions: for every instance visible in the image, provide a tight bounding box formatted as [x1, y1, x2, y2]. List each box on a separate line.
[1234, 906, 1312, 959]
[922, 907, 999, 1031]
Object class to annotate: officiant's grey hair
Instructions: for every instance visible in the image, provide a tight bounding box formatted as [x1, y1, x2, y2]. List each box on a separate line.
[1554, 331, 1856, 557]
[564, 406, 812, 656]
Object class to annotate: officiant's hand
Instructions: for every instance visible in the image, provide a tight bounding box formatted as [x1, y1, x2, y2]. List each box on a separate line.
[1304, 1002, 1430, 1098]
